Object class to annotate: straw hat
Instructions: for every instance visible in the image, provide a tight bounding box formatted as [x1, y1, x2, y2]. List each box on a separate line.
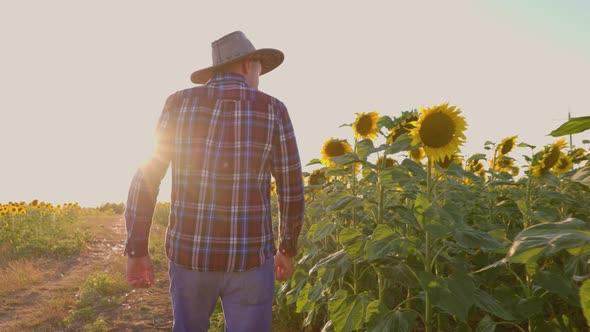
[190, 31, 284, 84]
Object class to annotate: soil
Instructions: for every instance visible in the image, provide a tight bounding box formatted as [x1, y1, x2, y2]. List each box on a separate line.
[0, 216, 174, 331]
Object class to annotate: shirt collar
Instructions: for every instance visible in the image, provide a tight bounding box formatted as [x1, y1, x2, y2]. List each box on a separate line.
[207, 73, 250, 87]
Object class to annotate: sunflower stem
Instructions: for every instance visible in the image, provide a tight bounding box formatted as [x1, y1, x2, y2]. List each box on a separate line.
[424, 157, 434, 332]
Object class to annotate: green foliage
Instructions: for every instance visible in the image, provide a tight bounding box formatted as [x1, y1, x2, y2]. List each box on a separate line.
[64, 271, 129, 330]
[97, 202, 125, 215]
[275, 114, 590, 331]
[550, 116, 590, 136]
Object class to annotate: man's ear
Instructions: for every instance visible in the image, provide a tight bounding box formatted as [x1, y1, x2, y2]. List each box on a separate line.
[241, 59, 254, 75]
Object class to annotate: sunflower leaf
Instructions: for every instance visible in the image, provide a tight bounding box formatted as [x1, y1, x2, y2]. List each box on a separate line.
[517, 142, 536, 149]
[307, 159, 323, 166]
[466, 153, 487, 162]
[377, 115, 394, 130]
[571, 166, 590, 188]
[385, 134, 412, 155]
[549, 116, 590, 137]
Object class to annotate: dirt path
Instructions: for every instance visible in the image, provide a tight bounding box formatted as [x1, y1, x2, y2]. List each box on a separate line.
[0, 216, 174, 331]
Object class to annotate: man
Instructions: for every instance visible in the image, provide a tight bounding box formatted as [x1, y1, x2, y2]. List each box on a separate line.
[124, 31, 305, 332]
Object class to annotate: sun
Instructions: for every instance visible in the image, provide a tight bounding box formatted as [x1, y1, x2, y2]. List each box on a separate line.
[409, 103, 467, 162]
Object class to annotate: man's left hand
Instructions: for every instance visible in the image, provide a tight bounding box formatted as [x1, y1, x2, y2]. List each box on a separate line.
[126, 255, 155, 288]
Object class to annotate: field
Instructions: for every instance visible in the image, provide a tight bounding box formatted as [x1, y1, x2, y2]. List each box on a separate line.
[1, 109, 589, 331]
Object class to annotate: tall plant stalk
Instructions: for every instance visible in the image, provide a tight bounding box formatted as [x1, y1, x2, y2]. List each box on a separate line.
[424, 158, 434, 332]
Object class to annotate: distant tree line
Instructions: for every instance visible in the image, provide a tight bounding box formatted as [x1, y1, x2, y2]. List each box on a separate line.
[97, 202, 125, 215]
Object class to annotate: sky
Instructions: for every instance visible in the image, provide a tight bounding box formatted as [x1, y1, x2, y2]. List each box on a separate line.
[1, 1, 589, 207]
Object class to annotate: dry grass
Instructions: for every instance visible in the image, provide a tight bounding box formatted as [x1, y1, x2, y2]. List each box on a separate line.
[0, 259, 44, 294]
[1, 297, 76, 332]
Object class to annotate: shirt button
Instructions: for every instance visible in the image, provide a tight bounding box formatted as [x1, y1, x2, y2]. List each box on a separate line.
[223, 162, 229, 168]
[131, 251, 136, 256]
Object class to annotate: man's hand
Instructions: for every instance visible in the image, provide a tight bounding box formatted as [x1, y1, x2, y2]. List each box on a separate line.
[126, 255, 155, 288]
[274, 251, 294, 281]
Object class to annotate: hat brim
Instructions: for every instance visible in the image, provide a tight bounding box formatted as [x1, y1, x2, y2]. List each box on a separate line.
[190, 48, 284, 84]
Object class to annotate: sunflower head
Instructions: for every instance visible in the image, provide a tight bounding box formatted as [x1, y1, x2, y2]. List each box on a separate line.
[353, 111, 379, 140]
[497, 136, 517, 156]
[492, 156, 519, 176]
[553, 153, 573, 175]
[530, 138, 568, 177]
[409, 103, 467, 162]
[388, 112, 419, 144]
[466, 159, 486, 179]
[569, 147, 587, 164]
[308, 169, 327, 187]
[376, 156, 398, 169]
[409, 147, 426, 162]
[436, 154, 463, 170]
[321, 138, 353, 165]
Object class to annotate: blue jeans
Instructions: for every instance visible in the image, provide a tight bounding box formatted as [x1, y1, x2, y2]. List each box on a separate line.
[168, 257, 275, 332]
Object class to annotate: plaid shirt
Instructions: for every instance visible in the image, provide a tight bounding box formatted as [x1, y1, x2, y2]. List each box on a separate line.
[124, 73, 304, 272]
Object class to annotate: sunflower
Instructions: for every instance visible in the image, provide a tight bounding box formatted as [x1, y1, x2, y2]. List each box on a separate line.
[553, 153, 573, 175]
[409, 103, 467, 162]
[376, 156, 397, 169]
[308, 169, 327, 187]
[466, 159, 486, 179]
[436, 154, 463, 170]
[388, 113, 419, 144]
[353, 111, 379, 140]
[409, 147, 426, 162]
[321, 138, 353, 165]
[492, 156, 519, 176]
[497, 136, 517, 156]
[530, 138, 568, 177]
[569, 147, 587, 164]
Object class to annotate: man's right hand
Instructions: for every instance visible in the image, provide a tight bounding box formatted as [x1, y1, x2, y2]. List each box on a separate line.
[126, 255, 155, 288]
[274, 251, 294, 281]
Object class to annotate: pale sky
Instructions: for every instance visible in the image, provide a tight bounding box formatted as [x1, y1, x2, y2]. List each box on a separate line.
[1, 1, 589, 207]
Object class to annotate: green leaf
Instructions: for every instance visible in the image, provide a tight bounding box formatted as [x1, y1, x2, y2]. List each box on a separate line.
[506, 218, 590, 264]
[413, 194, 430, 227]
[475, 315, 496, 332]
[339, 227, 364, 245]
[330, 153, 359, 166]
[365, 300, 418, 332]
[549, 116, 590, 136]
[455, 227, 504, 252]
[434, 275, 476, 322]
[517, 142, 536, 149]
[328, 290, 372, 332]
[473, 288, 515, 321]
[356, 139, 375, 160]
[385, 133, 411, 155]
[310, 249, 349, 274]
[339, 227, 366, 257]
[326, 195, 363, 212]
[377, 115, 394, 130]
[296, 283, 311, 313]
[466, 153, 487, 162]
[571, 166, 590, 188]
[535, 268, 578, 303]
[365, 225, 402, 260]
[308, 220, 338, 243]
[401, 158, 427, 178]
[580, 279, 590, 328]
[307, 158, 324, 166]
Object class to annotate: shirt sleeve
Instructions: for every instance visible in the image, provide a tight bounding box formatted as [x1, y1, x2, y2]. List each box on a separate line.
[124, 93, 177, 257]
[271, 102, 305, 258]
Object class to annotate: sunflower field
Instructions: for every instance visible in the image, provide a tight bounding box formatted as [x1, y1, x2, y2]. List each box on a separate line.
[276, 107, 590, 331]
[0, 200, 88, 260]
